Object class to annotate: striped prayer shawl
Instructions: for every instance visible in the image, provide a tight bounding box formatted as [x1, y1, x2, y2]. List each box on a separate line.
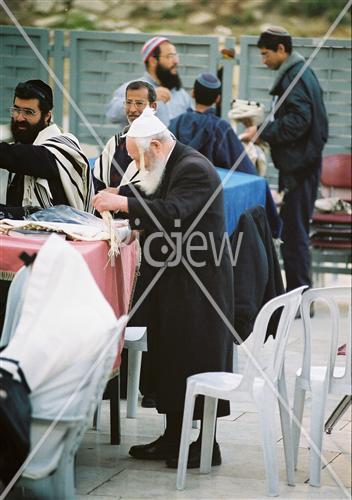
[93, 134, 120, 189]
[93, 132, 133, 190]
[23, 124, 93, 212]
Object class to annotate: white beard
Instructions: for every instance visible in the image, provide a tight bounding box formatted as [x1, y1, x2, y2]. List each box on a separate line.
[138, 157, 166, 196]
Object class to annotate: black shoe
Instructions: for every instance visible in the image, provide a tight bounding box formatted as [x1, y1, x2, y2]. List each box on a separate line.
[141, 395, 156, 408]
[129, 436, 179, 460]
[166, 441, 222, 469]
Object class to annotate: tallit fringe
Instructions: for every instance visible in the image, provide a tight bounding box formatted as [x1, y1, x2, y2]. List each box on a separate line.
[101, 211, 121, 266]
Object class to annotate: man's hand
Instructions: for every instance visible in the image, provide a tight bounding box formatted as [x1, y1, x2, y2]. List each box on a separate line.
[155, 86, 172, 103]
[93, 191, 128, 213]
[239, 125, 258, 143]
[101, 187, 119, 194]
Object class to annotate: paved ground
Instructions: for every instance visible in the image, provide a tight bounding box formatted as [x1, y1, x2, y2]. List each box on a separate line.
[75, 279, 351, 500]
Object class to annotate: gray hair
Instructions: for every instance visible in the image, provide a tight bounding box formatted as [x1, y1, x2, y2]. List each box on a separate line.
[136, 129, 173, 151]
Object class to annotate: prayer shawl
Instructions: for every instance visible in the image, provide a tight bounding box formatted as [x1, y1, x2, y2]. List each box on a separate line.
[2, 124, 93, 212]
[94, 132, 138, 188]
[94, 134, 120, 188]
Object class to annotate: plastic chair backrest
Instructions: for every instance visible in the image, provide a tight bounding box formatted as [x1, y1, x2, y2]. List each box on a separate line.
[300, 286, 351, 393]
[0, 266, 32, 348]
[321, 154, 352, 189]
[241, 286, 306, 390]
[24, 314, 128, 479]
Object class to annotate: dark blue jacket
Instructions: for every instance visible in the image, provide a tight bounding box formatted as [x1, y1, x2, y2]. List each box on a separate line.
[169, 108, 256, 173]
[261, 52, 329, 192]
[170, 107, 282, 238]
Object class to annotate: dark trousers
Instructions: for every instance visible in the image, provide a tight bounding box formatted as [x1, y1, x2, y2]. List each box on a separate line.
[280, 168, 320, 291]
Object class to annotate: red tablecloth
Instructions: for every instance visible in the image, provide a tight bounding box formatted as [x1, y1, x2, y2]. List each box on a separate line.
[0, 234, 138, 369]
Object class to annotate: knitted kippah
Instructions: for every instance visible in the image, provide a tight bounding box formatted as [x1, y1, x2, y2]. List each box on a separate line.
[141, 36, 169, 62]
[125, 107, 167, 138]
[196, 73, 221, 90]
[262, 25, 290, 37]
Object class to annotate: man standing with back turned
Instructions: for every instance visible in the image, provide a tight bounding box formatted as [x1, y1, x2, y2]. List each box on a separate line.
[242, 26, 328, 291]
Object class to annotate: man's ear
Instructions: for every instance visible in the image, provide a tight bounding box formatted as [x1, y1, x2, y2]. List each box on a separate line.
[277, 43, 286, 55]
[45, 111, 51, 126]
[148, 56, 158, 71]
[191, 88, 195, 98]
[150, 139, 161, 153]
[151, 102, 157, 111]
[215, 95, 221, 104]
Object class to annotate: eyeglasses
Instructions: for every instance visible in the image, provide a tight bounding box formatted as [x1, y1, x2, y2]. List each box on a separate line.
[124, 100, 149, 110]
[159, 52, 179, 61]
[9, 106, 39, 118]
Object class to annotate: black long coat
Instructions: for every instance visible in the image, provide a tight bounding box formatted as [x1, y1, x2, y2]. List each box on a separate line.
[128, 141, 234, 418]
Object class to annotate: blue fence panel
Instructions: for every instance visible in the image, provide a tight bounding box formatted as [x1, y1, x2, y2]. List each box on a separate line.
[0, 25, 50, 126]
[68, 31, 235, 146]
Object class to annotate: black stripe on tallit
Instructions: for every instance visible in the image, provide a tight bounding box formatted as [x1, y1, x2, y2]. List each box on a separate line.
[48, 136, 89, 166]
[55, 156, 85, 203]
[45, 143, 83, 176]
[33, 184, 51, 207]
[48, 135, 79, 150]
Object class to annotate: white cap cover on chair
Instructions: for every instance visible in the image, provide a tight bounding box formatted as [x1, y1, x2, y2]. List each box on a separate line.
[1, 234, 121, 418]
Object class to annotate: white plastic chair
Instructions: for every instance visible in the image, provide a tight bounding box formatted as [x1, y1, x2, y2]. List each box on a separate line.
[0, 235, 128, 498]
[15, 314, 128, 499]
[0, 265, 31, 348]
[292, 286, 351, 487]
[124, 326, 148, 418]
[176, 286, 306, 497]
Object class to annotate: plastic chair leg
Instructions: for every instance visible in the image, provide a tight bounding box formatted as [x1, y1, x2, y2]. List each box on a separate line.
[233, 344, 239, 373]
[92, 404, 102, 431]
[176, 383, 197, 490]
[126, 349, 142, 418]
[277, 374, 295, 486]
[292, 380, 306, 469]
[200, 396, 218, 474]
[309, 382, 328, 487]
[254, 385, 279, 497]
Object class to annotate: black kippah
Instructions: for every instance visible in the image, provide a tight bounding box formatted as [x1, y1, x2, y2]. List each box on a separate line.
[15, 80, 53, 109]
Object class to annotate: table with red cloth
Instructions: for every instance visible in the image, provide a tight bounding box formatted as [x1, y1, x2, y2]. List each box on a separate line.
[0, 234, 138, 370]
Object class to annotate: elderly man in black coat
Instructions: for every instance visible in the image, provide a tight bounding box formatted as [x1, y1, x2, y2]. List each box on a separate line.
[93, 108, 234, 469]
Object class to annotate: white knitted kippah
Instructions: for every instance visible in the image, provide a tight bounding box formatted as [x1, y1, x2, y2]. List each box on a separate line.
[125, 107, 167, 138]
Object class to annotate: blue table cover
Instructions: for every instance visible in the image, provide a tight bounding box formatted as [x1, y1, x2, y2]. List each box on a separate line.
[216, 168, 266, 235]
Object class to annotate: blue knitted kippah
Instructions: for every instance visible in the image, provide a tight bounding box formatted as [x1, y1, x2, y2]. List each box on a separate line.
[196, 73, 221, 90]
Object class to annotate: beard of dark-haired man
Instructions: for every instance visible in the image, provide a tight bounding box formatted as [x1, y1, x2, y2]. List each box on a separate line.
[11, 114, 48, 145]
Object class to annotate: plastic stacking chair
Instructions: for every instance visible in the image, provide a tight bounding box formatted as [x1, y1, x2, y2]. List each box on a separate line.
[124, 326, 148, 418]
[0, 235, 128, 499]
[176, 286, 306, 497]
[292, 286, 351, 487]
[14, 314, 128, 500]
[0, 265, 31, 348]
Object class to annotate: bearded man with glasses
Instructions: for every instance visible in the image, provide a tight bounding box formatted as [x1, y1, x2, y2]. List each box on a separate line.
[106, 36, 192, 131]
[0, 79, 93, 216]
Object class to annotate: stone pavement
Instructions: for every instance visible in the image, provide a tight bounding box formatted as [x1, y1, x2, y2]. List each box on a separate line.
[75, 285, 351, 499]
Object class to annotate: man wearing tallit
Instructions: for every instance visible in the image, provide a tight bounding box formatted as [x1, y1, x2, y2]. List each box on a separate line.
[0, 80, 93, 216]
[93, 108, 234, 469]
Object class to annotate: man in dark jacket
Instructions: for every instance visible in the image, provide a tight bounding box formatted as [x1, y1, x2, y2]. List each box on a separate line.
[169, 72, 255, 173]
[93, 108, 234, 469]
[242, 26, 329, 291]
